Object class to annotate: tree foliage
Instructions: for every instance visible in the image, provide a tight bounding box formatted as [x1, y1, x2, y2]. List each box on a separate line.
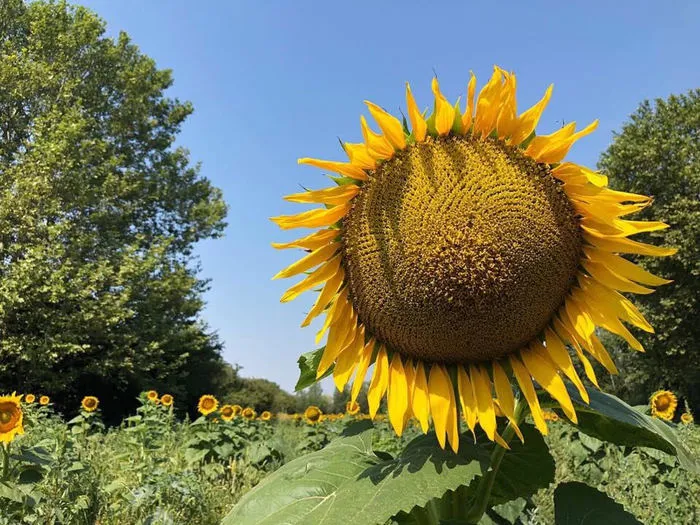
[0, 0, 228, 421]
[597, 89, 700, 411]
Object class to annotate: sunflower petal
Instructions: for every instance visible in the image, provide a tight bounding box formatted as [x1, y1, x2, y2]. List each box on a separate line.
[520, 344, 577, 423]
[428, 364, 456, 451]
[367, 347, 389, 418]
[412, 363, 431, 433]
[457, 365, 478, 436]
[554, 315, 600, 388]
[544, 328, 589, 403]
[470, 364, 497, 441]
[387, 354, 409, 436]
[333, 326, 365, 391]
[365, 101, 406, 150]
[509, 84, 553, 145]
[552, 162, 608, 187]
[351, 339, 375, 403]
[315, 287, 348, 344]
[474, 66, 506, 137]
[284, 185, 360, 206]
[360, 115, 395, 159]
[461, 72, 477, 133]
[301, 266, 345, 327]
[496, 72, 518, 139]
[273, 243, 340, 279]
[272, 229, 338, 250]
[271, 204, 350, 230]
[510, 354, 548, 435]
[583, 247, 672, 286]
[526, 120, 598, 164]
[406, 83, 427, 142]
[582, 259, 655, 295]
[281, 254, 341, 302]
[298, 157, 368, 181]
[344, 142, 377, 170]
[431, 78, 456, 136]
[492, 361, 524, 442]
[583, 231, 677, 257]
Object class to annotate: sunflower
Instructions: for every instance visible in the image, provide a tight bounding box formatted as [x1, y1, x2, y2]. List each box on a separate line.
[242, 407, 256, 420]
[261, 410, 272, 421]
[542, 410, 560, 422]
[39, 396, 50, 405]
[146, 390, 158, 402]
[304, 405, 322, 424]
[0, 393, 24, 444]
[273, 66, 675, 452]
[24, 394, 35, 404]
[197, 394, 218, 416]
[81, 396, 99, 412]
[346, 401, 360, 415]
[220, 404, 235, 421]
[650, 390, 677, 421]
[232, 404, 243, 417]
[680, 412, 693, 425]
[160, 394, 173, 407]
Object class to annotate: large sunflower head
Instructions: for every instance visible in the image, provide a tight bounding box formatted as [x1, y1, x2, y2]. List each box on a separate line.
[160, 394, 173, 407]
[146, 390, 158, 402]
[242, 407, 256, 420]
[81, 396, 99, 412]
[39, 395, 50, 406]
[273, 66, 676, 452]
[260, 410, 272, 421]
[650, 390, 677, 421]
[304, 405, 322, 424]
[0, 393, 24, 444]
[24, 394, 36, 404]
[346, 400, 361, 415]
[220, 404, 235, 421]
[197, 394, 218, 416]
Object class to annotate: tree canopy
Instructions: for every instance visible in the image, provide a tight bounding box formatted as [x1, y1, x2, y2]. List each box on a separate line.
[0, 0, 228, 420]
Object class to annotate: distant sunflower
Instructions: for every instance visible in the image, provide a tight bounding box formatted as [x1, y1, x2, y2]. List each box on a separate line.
[304, 405, 322, 424]
[81, 396, 99, 412]
[261, 411, 272, 421]
[650, 390, 677, 421]
[24, 394, 36, 404]
[160, 394, 173, 407]
[146, 390, 158, 402]
[242, 407, 256, 420]
[680, 412, 693, 425]
[0, 393, 24, 444]
[39, 396, 50, 406]
[273, 66, 675, 451]
[232, 404, 243, 417]
[346, 401, 360, 415]
[220, 405, 235, 421]
[197, 395, 218, 416]
[542, 410, 560, 422]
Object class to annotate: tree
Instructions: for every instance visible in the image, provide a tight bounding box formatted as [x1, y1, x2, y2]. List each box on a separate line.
[225, 377, 296, 414]
[0, 0, 228, 421]
[597, 90, 700, 412]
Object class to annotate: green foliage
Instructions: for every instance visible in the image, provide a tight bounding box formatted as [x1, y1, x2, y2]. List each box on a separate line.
[225, 377, 296, 414]
[597, 89, 700, 411]
[0, 0, 228, 420]
[553, 482, 642, 524]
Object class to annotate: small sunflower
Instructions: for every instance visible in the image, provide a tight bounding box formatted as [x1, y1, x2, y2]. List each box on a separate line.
[260, 411, 272, 421]
[81, 396, 99, 412]
[680, 412, 694, 425]
[197, 395, 219, 416]
[160, 394, 173, 407]
[304, 405, 322, 424]
[346, 401, 360, 415]
[542, 410, 560, 422]
[146, 390, 159, 402]
[232, 404, 243, 417]
[274, 66, 675, 451]
[24, 394, 36, 404]
[0, 393, 24, 444]
[650, 390, 677, 421]
[220, 405, 235, 421]
[242, 407, 256, 420]
[39, 395, 50, 405]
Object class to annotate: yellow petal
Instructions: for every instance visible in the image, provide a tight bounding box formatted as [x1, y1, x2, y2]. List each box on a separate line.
[334, 325, 365, 391]
[579, 277, 654, 333]
[510, 354, 548, 435]
[387, 354, 409, 436]
[351, 339, 375, 403]
[553, 315, 600, 388]
[470, 364, 497, 441]
[457, 365, 478, 435]
[360, 115, 395, 159]
[552, 162, 608, 187]
[583, 231, 677, 257]
[492, 361, 524, 442]
[281, 254, 341, 302]
[496, 72, 518, 139]
[461, 72, 477, 133]
[431, 77, 456, 136]
[344, 142, 377, 170]
[406, 83, 427, 142]
[272, 229, 339, 250]
[582, 259, 655, 295]
[273, 242, 340, 279]
[298, 157, 368, 181]
[301, 266, 345, 327]
[271, 204, 350, 230]
[402, 360, 416, 428]
[367, 347, 389, 418]
[520, 344, 577, 423]
[412, 363, 431, 434]
[526, 120, 598, 164]
[509, 84, 553, 145]
[315, 287, 348, 344]
[583, 247, 672, 287]
[474, 66, 506, 137]
[317, 300, 355, 377]
[563, 297, 619, 374]
[544, 328, 589, 403]
[284, 185, 360, 206]
[365, 101, 406, 150]
[428, 364, 457, 451]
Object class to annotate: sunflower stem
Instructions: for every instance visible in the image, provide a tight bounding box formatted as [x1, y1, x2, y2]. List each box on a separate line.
[1, 443, 9, 481]
[463, 397, 527, 524]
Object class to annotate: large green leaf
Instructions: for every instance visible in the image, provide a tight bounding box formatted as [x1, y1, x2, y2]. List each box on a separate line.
[554, 482, 642, 524]
[564, 385, 698, 472]
[223, 421, 490, 525]
[295, 347, 333, 391]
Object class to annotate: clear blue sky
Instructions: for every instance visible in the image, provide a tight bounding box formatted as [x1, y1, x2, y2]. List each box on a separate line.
[81, 0, 700, 393]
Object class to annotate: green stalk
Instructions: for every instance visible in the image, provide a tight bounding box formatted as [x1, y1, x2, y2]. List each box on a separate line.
[463, 398, 527, 524]
[1, 443, 9, 481]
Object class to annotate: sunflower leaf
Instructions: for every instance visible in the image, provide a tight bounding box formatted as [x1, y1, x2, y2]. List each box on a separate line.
[222, 422, 491, 525]
[564, 385, 699, 473]
[295, 347, 333, 391]
[553, 481, 643, 524]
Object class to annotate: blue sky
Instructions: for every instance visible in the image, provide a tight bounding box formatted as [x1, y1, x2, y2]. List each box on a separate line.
[81, 0, 700, 392]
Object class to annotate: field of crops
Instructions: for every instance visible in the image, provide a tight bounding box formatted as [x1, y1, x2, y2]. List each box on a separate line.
[1, 393, 698, 524]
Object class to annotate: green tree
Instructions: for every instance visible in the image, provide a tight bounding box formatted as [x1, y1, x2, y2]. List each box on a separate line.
[295, 383, 332, 414]
[0, 0, 228, 421]
[225, 377, 296, 413]
[597, 89, 700, 412]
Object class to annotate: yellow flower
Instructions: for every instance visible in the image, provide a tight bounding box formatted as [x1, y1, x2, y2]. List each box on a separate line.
[542, 410, 560, 422]
[220, 405, 235, 421]
[242, 407, 256, 420]
[346, 401, 360, 415]
[160, 394, 173, 407]
[0, 393, 24, 444]
[39, 396, 50, 406]
[146, 390, 158, 402]
[197, 395, 218, 416]
[650, 390, 677, 421]
[261, 411, 272, 421]
[273, 67, 675, 452]
[81, 396, 99, 412]
[232, 404, 242, 416]
[680, 412, 693, 425]
[24, 394, 36, 404]
[304, 405, 322, 424]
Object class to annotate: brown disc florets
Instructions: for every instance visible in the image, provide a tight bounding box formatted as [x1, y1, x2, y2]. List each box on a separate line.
[343, 136, 582, 363]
